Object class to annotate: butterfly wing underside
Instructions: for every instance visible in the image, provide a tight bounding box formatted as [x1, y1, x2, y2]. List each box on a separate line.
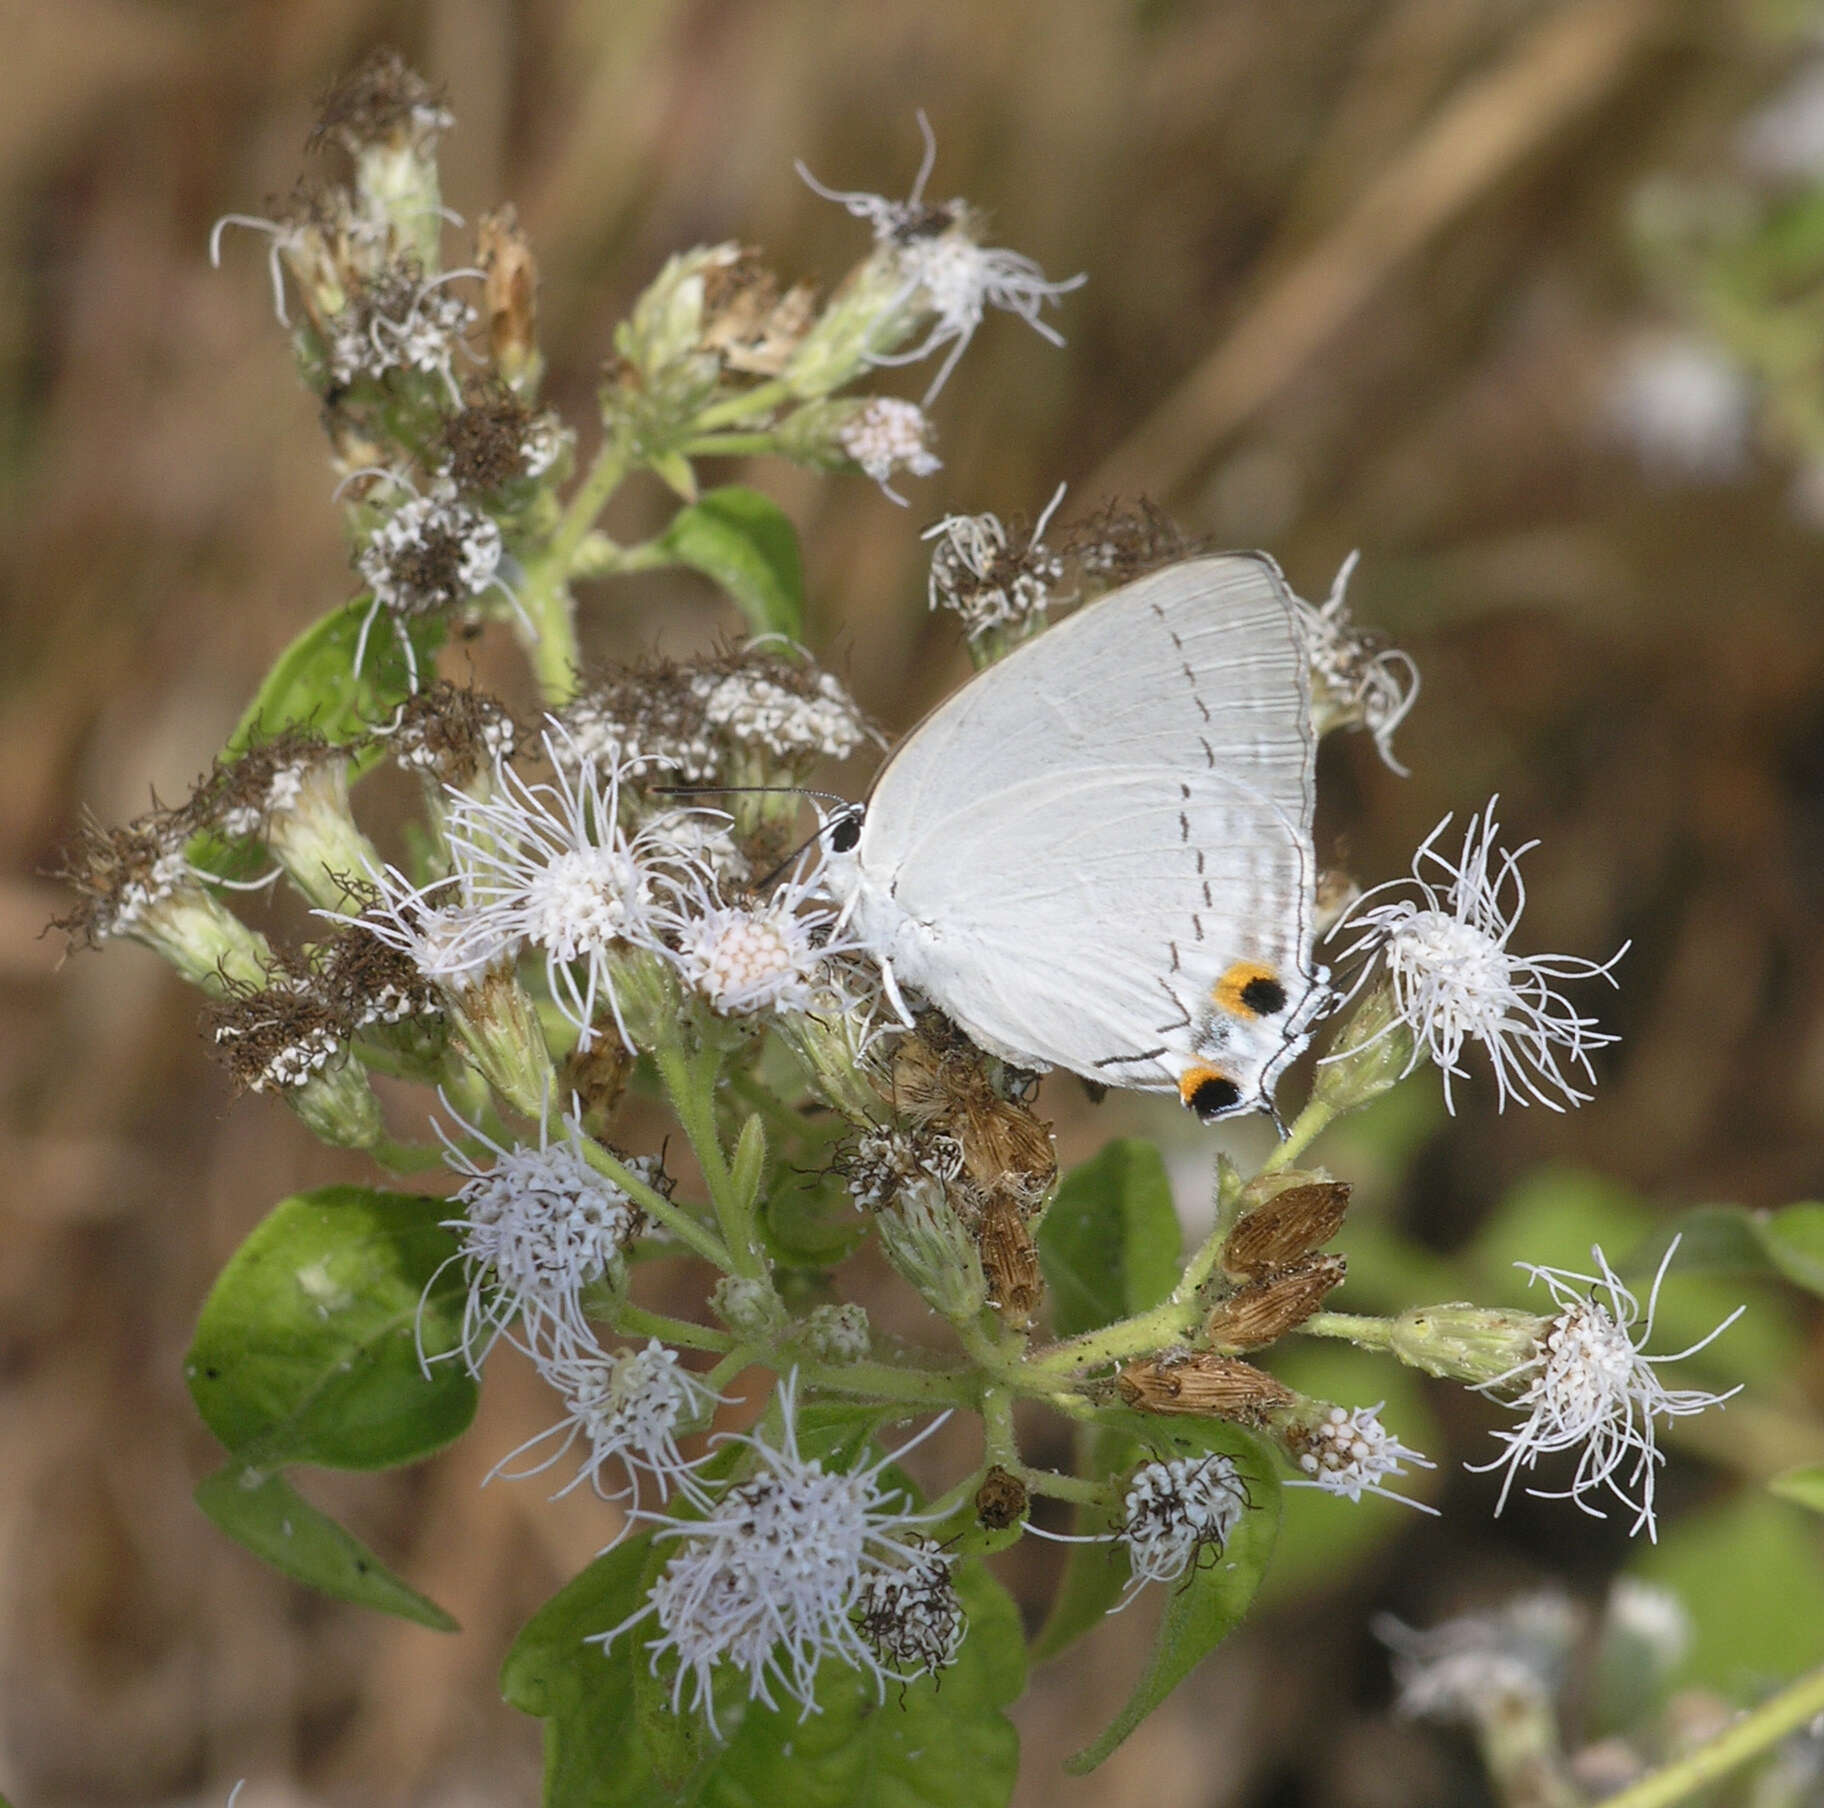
[860, 556, 1318, 1102]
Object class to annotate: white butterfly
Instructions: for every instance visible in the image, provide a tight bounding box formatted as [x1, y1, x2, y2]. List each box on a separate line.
[823, 554, 1327, 1121]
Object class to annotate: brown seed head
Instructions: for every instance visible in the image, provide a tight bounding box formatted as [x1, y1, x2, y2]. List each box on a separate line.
[1204, 1254, 1348, 1351]
[975, 1465, 1028, 1530]
[1117, 1353, 1296, 1426]
[1223, 1177, 1352, 1280]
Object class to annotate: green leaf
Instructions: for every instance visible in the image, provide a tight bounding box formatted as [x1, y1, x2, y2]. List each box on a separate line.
[658, 486, 806, 640]
[1037, 1138, 1181, 1338]
[1770, 1465, 1824, 1515]
[186, 1184, 477, 1471]
[194, 1465, 457, 1630]
[729, 1114, 768, 1219]
[502, 1534, 661, 1808]
[1029, 1424, 1135, 1662]
[1633, 1495, 1824, 1687]
[228, 598, 442, 756]
[1759, 1202, 1824, 1296]
[1067, 1422, 1279, 1772]
[1640, 1205, 1777, 1277]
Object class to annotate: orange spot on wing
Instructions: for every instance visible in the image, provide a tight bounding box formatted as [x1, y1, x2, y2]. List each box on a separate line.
[1212, 960, 1282, 1018]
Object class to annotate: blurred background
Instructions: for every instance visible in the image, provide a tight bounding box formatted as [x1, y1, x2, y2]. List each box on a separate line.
[5, 1, 1824, 1803]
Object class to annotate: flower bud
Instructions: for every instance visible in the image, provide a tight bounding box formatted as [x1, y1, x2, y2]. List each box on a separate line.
[876, 1173, 990, 1322]
[782, 247, 925, 400]
[712, 1274, 789, 1341]
[1387, 1302, 1546, 1385]
[443, 961, 555, 1118]
[1310, 978, 1417, 1116]
[801, 1302, 871, 1363]
[289, 1058, 387, 1149]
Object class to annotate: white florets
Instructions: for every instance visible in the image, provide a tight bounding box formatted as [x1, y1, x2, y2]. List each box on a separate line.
[1289, 1404, 1437, 1509]
[840, 1126, 965, 1212]
[798, 113, 1083, 401]
[100, 847, 192, 942]
[854, 1539, 965, 1675]
[1292, 551, 1419, 775]
[595, 1378, 949, 1734]
[443, 724, 717, 1050]
[1468, 1238, 1742, 1541]
[697, 667, 870, 766]
[838, 396, 941, 502]
[326, 272, 476, 396]
[357, 487, 504, 617]
[923, 483, 1068, 642]
[1330, 798, 1627, 1112]
[350, 863, 519, 992]
[492, 1338, 722, 1519]
[431, 1105, 641, 1370]
[1119, 1453, 1250, 1594]
[665, 865, 852, 1017]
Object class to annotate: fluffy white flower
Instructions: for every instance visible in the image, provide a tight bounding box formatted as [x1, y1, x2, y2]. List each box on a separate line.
[491, 1337, 722, 1520]
[1330, 798, 1627, 1111]
[443, 723, 717, 1050]
[663, 865, 861, 1017]
[427, 1103, 642, 1370]
[798, 112, 1083, 401]
[1292, 551, 1419, 774]
[837, 396, 941, 503]
[595, 1376, 949, 1734]
[349, 862, 519, 992]
[923, 482, 1068, 642]
[1119, 1453, 1250, 1596]
[1469, 1237, 1742, 1540]
[1286, 1404, 1437, 1510]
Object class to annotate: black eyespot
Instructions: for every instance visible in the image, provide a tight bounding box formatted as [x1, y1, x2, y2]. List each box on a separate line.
[830, 812, 862, 854]
[1239, 976, 1287, 1017]
[1187, 1075, 1242, 1120]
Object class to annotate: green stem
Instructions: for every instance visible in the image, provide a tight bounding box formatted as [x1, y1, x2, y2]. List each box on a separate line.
[517, 427, 633, 703]
[611, 1303, 735, 1354]
[1016, 1465, 1110, 1508]
[1261, 1096, 1336, 1172]
[653, 1038, 763, 1278]
[981, 1384, 1019, 1469]
[680, 432, 777, 458]
[1599, 1663, 1824, 1808]
[796, 1359, 976, 1409]
[691, 378, 789, 433]
[575, 1134, 729, 1270]
[1027, 1298, 1197, 1379]
[370, 1136, 449, 1173]
[1298, 1310, 1398, 1353]
[569, 532, 673, 582]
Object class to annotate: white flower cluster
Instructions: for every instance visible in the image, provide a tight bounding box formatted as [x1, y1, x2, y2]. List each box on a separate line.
[1119, 1453, 1250, 1593]
[1292, 551, 1419, 774]
[800, 114, 1084, 401]
[1471, 1238, 1742, 1540]
[1375, 1592, 1580, 1724]
[433, 1105, 643, 1368]
[598, 1380, 957, 1732]
[697, 667, 870, 766]
[923, 485, 1068, 642]
[326, 271, 477, 399]
[1332, 799, 1627, 1112]
[1288, 1404, 1437, 1509]
[837, 396, 941, 502]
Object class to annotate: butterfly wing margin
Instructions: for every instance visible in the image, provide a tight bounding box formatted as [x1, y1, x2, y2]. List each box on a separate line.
[863, 553, 1312, 857]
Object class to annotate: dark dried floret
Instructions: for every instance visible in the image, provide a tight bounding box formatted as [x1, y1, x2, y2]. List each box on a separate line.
[311, 49, 450, 155]
[315, 922, 443, 1026]
[1065, 498, 1207, 584]
[201, 959, 349, 1093]
[382, 679, 517, 785]
[443, 388, 536, 491]
[50, 807, 193, 947]
[699, 252, 818, 376]
[184, 726, 344, 842]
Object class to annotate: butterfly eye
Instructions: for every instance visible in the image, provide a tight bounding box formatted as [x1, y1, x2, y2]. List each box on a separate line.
[829, 811, 863, 854]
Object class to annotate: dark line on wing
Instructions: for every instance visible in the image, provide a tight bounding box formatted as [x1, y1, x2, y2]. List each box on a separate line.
[1094, 1046, 1167, 1069]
